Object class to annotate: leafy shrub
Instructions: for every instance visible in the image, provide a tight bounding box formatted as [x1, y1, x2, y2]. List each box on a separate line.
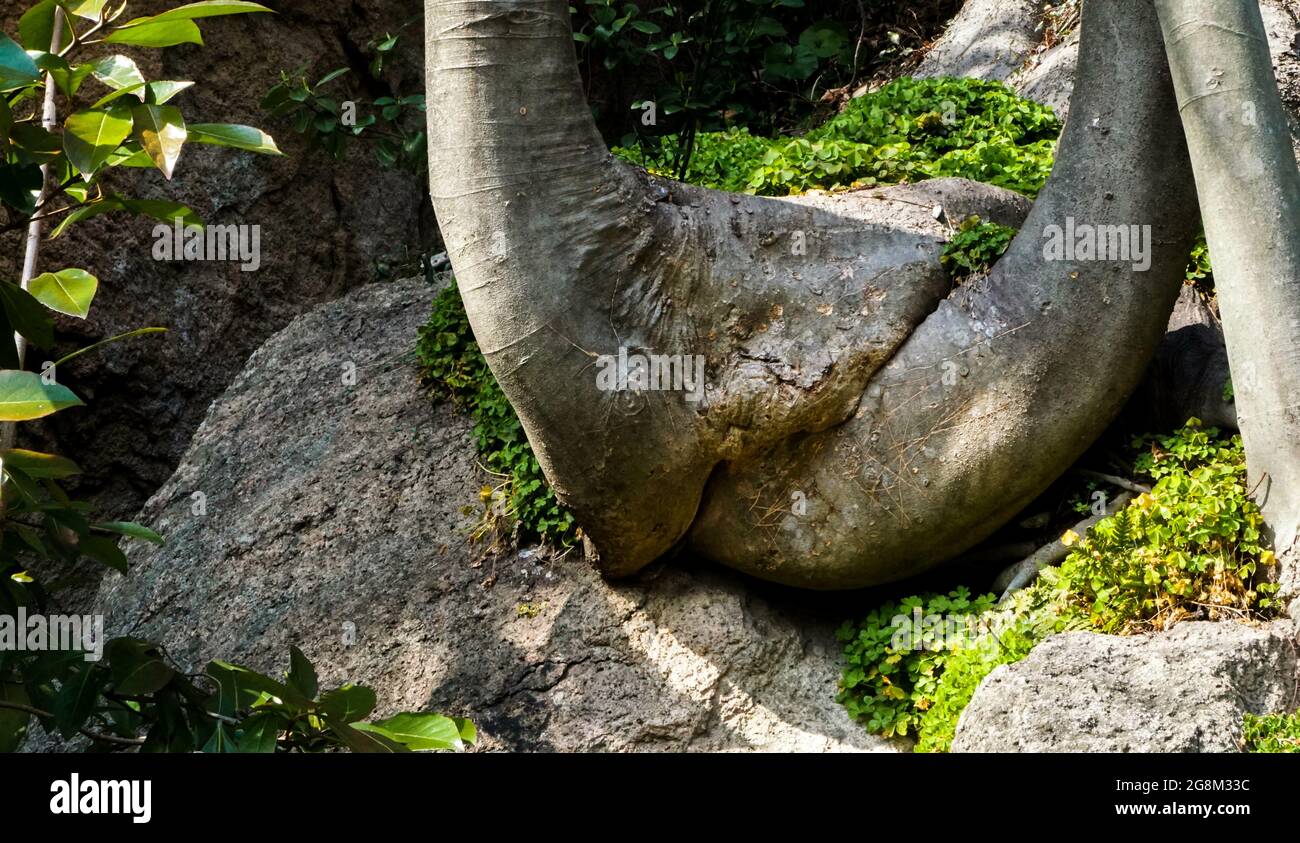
[0, 0, 470, 753]
[573, 0, 960, 162]
[614, 77, 1061, 197]
[1243, 712, 1300, 753]
[835, 588, 998, 738]
[416, 281, 577, 546]
[1043, 420, 1277, 633]
[263, 29, 426, 172]
[941, 216, 1018, 278]
[839, 420, 1278, 750]
[913, 613, 1040, 753]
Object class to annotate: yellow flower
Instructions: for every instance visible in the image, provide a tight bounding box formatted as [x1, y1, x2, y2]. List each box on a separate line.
[1061, 529, 1081, 547]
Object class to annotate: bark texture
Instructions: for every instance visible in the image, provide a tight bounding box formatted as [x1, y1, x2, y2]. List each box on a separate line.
[427, 0, 1199, 588]
[1155, 0, 1300, 607]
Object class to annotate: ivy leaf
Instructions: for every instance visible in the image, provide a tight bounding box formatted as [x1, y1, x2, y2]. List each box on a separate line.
[29, 268, 98, 318]
[0, 370, 83, 421]
[63, 106, 134, 177]
[131, 104, 187, 179]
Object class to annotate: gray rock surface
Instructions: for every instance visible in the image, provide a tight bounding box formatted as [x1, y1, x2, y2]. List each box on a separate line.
[1009, 0, 1300, 157]
[952, 620, 1300, 752]
[1128, 285, 1237, 431]
[0, 0, 435, 521]
[915, 0, 1043, 82]
[92, 278, 892, 752]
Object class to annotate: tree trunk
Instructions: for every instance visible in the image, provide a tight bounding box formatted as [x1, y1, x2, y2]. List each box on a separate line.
[1154, 0, 1300, 609]
[426, 0, 1199, 588]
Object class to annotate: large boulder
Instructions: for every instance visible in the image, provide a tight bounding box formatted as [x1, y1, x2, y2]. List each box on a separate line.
[91, 277, 891, 752]
[0, 0, 435, 521]
[1008, 0, 1300, 157]
[914, 0, 1043, 82]
[952, 620, 1300, 752]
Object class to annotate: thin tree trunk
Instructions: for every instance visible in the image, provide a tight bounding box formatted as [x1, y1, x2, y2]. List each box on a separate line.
[1154, 0, 1300, 611]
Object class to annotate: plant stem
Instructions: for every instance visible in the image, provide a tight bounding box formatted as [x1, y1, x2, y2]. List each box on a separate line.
[2, 7, 66, 459]
[0, 699, 146, 747]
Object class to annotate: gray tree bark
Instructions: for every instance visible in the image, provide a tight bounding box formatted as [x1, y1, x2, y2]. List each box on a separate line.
[1155, 0, 1300, 607]
[426, 0, 1198, 588]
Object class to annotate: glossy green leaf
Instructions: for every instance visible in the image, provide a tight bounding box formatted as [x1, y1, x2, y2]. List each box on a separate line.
[353, 712, 468, 751]
[0, 33, 40, 92]
[63, 106, 134, 176]
[19, 1, 76, 51]
[286, 645, 318, 700]
[318, 684, 376, 723]
[328, 722, 407, 753]
[9, 124, 62, 163]
[88, 54, 146, 93]
[53, 662, 106, 739]
[0, 163, 42, 214]
[92, 521, 164, 545]
[29, 268, 97, 318]
[122, 2, 275, 26]
[0, 448, 81, 478]
[131, 104, 186, 179]
[54, 327, 167, 367]
[80, 535, 129, 573]
[105, 638, 175, 694]
[201, 723, 236, 752]
[145, 80, 194, 104]
[188, 122, 281, 154]
[104, 145, 155, 168]
[65, 0, 111, 20]
[0, 370, 83, 421]
[104, 19, 203, 48]
[236, 712, 280, 752]
[0, 282, 53, 347]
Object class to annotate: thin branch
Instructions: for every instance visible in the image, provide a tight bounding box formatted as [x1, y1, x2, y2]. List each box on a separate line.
[0, 700, 146, 747]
